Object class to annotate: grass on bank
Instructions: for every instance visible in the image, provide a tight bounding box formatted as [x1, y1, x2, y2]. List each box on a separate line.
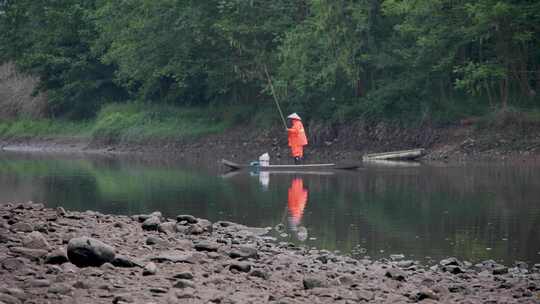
[0, 119, 92, 138]
[90, 103, 243, 144]
[2, 102, 540, 144]
[0, 103, 260, 143]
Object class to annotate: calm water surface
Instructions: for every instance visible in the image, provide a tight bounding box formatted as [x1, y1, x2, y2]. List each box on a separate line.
[1, 151, 539, 265]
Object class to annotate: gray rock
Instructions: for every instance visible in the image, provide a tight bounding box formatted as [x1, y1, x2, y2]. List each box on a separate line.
[135, 212, 162, 223]
[356, 290, 374, 302]
[198, 219, 213, 233]
[493, 266, 509, 275]
[173, 272, 194, 280]
[45, 248, 68, 265]
[316, 255, 329, 264]
[448, 285, 466, 293]
[443, 265, 464, 274]
[440, 257, 460, 266]
[158, 222, 176, 234]
[72, 281, 90, 289]
[112, 255, 141, 268]
[145, 236, 168, 247]
[56, 207, 67, 216]
[415, 289, 439, 301]
[100, 262, 115, 270]
[175, 224, 189, 234]
[0, 293, 21, 304]
[148, 252, 202, 264]
[176, 215, 197, 224]
[9, 247, 48, 261]
[1, 257, 25, 271]
[28, 279, 51, 288]
[141, 216, 161, 231]
[62, 262, 79, 273]
[149, 287, 168, 294]
[385, 268, 407, 281]
[194, 241, 219, 252]
[397, 260, 414, 268]
[10, 222, 33, 233]
[0, 231, 18, 244]
[22, 231, 49, 250]
[229, 246, 258, 259]
[143, 262, 157, 276]
[337, 274, 354, 285]
[67, 237, 116, 267]
[186, 224, 204, 235]
[0, 288, 25, 302]
[113, 294, 134, 304]
[48, 283, 72, 295]
[173, 279, 195, 289]
[249, 269, 270, 280]
[45, 265, 62, 274]
[303, 277, 327, 289]
[230, 262, 251, 273]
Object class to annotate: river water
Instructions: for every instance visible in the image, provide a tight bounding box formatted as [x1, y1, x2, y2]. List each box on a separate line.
[1, 151, 539, 265]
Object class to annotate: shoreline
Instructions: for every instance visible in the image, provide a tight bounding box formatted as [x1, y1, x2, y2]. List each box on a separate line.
[1, 124, 540, 164]
[1, 203, 539, 303]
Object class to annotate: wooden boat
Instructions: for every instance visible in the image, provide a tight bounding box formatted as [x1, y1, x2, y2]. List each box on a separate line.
[222, 159, 360, 171]
[362, 148, 426, 161]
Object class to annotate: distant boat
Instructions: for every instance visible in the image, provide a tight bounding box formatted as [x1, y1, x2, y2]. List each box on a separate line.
[362, 148, 426, 161]
[221, 159, 360, 171]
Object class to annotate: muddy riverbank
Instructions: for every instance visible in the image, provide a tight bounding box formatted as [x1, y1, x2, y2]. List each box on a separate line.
[1, 203, 539, 303]
[2, 118, 540, 164]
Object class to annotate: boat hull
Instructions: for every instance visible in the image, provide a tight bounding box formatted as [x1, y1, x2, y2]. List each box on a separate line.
[221, 159, 359, 171]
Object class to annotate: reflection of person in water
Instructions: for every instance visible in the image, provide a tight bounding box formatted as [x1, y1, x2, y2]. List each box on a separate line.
[288, 177, 309, 241]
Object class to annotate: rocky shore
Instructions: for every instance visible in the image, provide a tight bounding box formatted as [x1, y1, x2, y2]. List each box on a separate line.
[0, 202, 539, 304]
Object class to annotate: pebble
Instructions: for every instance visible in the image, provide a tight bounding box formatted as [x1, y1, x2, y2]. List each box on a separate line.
[143, 262, 157, 276]
[28, 279, 51, 288]
[10, 222, 33, 233]
[21, 231, 50, 250]
[48, 283, 72, 295]
[0, 293, 22, 304]
[157, 221, 176, 234]
[303, 276, 328, 289]
[385, 268, 407, 281]
[2, 204, 539, 304]
[44, 248, 69, 265]
[173, 272, 194, 280]
[173, 279, 195, 289]
[229, 245, 258, 259]
[229, 261, 251, 273]
[194, 241, 218, 252]
[141, 216, 161, 231]
[176, 215, 197, 224]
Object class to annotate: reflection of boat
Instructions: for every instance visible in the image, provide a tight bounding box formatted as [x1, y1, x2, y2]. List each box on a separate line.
[222, 159, 360, 171]
[362, 148, 425, 161]
[363, 159, 421, 167]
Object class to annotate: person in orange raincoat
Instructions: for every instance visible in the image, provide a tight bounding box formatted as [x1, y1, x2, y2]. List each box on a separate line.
[288, 177, 308, 230]
[287, 113, 308, 164]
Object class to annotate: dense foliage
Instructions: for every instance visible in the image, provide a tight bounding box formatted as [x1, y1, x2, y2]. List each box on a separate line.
[0, 0, 539, 123]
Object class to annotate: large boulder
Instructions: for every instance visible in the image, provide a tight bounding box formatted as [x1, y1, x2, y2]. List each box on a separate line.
[67, 237, 115, 267]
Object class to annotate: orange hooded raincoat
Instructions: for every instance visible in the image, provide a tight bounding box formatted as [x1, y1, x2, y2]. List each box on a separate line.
[287, 119, 308, 157]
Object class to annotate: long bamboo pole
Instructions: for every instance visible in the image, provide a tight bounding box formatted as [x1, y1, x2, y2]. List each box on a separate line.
[264, 64, 288, 130]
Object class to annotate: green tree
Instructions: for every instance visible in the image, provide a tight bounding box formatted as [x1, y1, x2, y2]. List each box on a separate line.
[0, 0, 125, 118]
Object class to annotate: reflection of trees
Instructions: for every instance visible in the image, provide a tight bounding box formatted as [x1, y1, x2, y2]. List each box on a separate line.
[298, 166, 540, 263]
[0, 153, 538, 263]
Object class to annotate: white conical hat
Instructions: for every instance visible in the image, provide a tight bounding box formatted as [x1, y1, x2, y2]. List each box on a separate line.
[287, 113, 301, 120]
